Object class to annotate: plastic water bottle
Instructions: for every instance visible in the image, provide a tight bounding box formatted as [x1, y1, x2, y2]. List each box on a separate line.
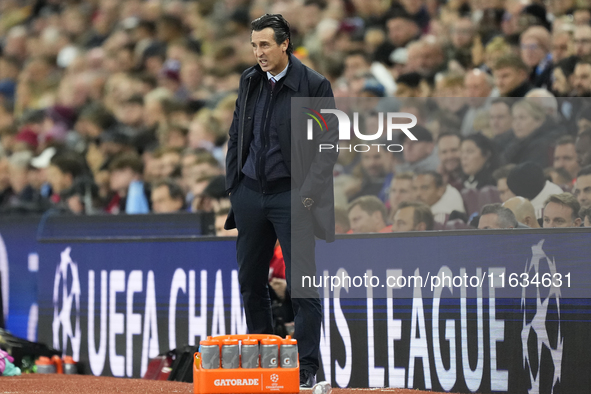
[312, 381, 332, 394]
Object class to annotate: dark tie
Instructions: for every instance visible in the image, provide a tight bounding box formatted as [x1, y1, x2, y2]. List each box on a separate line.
[269, 77, 276, 90]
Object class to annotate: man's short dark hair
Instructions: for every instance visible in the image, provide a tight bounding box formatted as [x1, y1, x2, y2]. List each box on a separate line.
[578, 164, 591, 178]
[416, 171, 444, 188]
[397, 201, 434, 230]
[480, 203, 518, 228]
[555, 135, 575, 147]
[544, 193, 581, 221]
[251, 14, 293, 55]
[50, 154, 86, 179]
[493, 164, 517, 181]
[348, 195, 387, 221]
[153, 179, 185, 203]
[109, 152, 144, 174]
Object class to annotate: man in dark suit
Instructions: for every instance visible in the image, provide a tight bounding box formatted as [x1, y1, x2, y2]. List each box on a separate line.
[224, 14, 338, 388]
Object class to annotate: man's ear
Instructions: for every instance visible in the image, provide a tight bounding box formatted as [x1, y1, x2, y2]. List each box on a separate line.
[282, 39, 289, 53]
[575, 217, 582, 227]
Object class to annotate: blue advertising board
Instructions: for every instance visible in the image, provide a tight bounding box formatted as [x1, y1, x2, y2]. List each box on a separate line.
[1, 214, 590, 393]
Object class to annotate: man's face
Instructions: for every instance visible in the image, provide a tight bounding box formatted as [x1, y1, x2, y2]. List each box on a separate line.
[574, 25, 591, 57]
[464, 72, 491, 100]
[344, 54, 369, 81]
[575, 174, 591, 209]
[478, 213, 501, 229]
[47, 165, 71, 194]
[552, 32, 572, 62]
[109, 168, 136, 194]
[151, 185, 183, 213]
[543, 202, 581, 227]
[348, 205, 383, 233]
[392, 206, 417, 232]
[387, 18, 418, 47]
[554, 143, 579, 179]
[251, 27, 289, 76]
[497, 178, 516, 203]
[494, 67, 527, 96]
[438, 135, 461, 174]
[573, 63, 591, 96]
[360, 149, 391, 178]
[576, 135, 591, 167]
[520, 37, 546, 68]
[389, 178, 414, 211]
[489, 102, 513, 135]
[413, 174, 445, 206]
[403, 141, 433, 164]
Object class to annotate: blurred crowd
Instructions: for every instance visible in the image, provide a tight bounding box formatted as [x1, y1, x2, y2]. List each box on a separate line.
[0, 0, 591, 235]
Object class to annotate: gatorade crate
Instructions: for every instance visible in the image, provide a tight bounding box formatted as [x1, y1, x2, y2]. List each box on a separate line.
[193, 334, 300, 394]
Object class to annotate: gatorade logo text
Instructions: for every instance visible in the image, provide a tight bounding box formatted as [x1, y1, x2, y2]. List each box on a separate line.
[283, 357, 291, 365]
[214, 378, 259, 386]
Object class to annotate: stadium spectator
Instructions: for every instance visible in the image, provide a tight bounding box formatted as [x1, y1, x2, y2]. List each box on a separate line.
[520, 26, 553, 89]
[551, 56, 578, 97]
[396, 125, 438, 173]
[580, 206, 591, 227]
[387, 172, 415, 219]
[553, 135, 580, 181]
[437, 132, 463, 191]
[543, 193, 582, 227]
[374, 11, 420, 66]
[503, 99, 563, 168]
[488, 99, 516, 154]
[462, 69, 494, 136]
[551, 30, 574, 63]
[492, 54, 533, 97]
[151, 179, 185, 213]
[503, 196, 540, 228]
[507, 161, 564, 218]
[347, 196, 390, 234]
[574, 25, 591, 57]
[391, 201, 434, 232]
[572, 58, 591, 97]
[394, 72, 424, 98]
[461, 133, 499, 190]
[106, 152, 150, 214]
[413, 171, 465, 223]
[574, 165, 591, 209]
[349, 145, 395, 202]
[575, 129, 591, 167]
[334, 206, 350, 235]
[478, 203, 518, 229]
[47, 153, 86, 204]
[493, 164, 517, 203]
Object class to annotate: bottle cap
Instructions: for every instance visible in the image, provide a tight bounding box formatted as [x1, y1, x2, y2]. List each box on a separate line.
[222, 338, 239, 346]
[36, 356, 52, 365]
[242, 338, 258, 346]
[260, 338, 280, 345]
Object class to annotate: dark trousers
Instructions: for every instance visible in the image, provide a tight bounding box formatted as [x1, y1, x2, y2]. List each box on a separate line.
[230, 180, 321, 374]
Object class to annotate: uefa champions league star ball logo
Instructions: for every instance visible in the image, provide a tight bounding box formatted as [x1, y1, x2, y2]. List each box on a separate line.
[521, 240, 563, 394]
[270, 374, 279, 383]
[52, 247, 81, 360]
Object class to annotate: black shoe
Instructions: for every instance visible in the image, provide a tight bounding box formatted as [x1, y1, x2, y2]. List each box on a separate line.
[299, 369, 316, 390]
